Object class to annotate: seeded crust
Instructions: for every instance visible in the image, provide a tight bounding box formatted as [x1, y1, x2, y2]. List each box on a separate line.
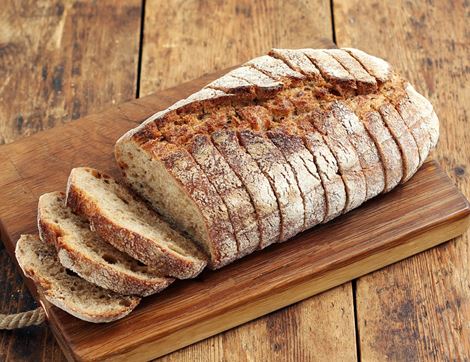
[66, 167, 208, 277]
[16, 234, 140, 323]
[212, 129, 281, 249]
[116, 47, 439, 262]
[38, 192, 174, 296]
[187, 134, 260, 257]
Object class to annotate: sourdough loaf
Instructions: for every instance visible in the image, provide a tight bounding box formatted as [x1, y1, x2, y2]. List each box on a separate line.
[15, 234, 140, 323]
[38, 192, 174, 296]
[115, 47, 439, 268]
[66, 167, 207, 278]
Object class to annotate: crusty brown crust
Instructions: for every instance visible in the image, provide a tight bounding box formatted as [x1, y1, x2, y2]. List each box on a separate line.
[211, 129, 281, 249]
[267, 128, 326, 228]
[379, 102, 420, 182]
[324, 49, 378, 94]
[331, 101, 385, 200]
[238, 129, 304, 241]
[66, 171, 208, 277]
[187, 134, 260, 257]
[308, 107, 367, 213]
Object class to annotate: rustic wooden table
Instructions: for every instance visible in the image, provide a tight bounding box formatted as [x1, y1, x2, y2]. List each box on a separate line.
[0, 1, 468, 360]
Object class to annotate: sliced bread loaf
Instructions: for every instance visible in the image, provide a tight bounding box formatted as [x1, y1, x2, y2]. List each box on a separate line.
[38, 192, 174, 296]
[66, 167, 207, 278]
[116, 48, 439, 260]
[15, 234, 140, 323]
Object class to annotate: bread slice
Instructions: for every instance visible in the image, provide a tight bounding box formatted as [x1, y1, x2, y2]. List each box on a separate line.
[187, 134, 260, 257]
[331, 101, 385, 200]
[360, 110, 403, 191]
[38, 192, 174, 296]
[267, 128, 326, 229]
[309, 108, 367, 213]
[15, 234, 140, 323]
[211, 129, 281, 249]
[379, 103, 420, 182]
[66, 167, 207, 277]
[119, 138, 239, 269]
[295, 117, 347, 222]
[237, 129, 305, 241]
[237, 105, 326, 230]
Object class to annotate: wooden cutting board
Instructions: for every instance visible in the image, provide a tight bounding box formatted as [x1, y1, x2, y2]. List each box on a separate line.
[1, 53, 470, 361]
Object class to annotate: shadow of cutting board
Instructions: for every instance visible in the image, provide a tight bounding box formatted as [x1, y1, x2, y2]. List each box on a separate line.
[1, 38, 469, 361]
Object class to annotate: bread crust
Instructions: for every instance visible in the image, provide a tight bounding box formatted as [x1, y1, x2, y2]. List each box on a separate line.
[379, 103, 420, 182]
[308, 108, 367, 213]
[324, 49, 378, 94]
[331, 101, 385, 200]
[188, 134, 260, 257]
[238, 129, 304, 241]
[360, 110, 403, 191]
[211, 129, 281, 249]
[144, 141, 238, 268]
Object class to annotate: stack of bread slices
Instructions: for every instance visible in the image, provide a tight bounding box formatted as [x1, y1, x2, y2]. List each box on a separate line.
[16, 48, 439, 322]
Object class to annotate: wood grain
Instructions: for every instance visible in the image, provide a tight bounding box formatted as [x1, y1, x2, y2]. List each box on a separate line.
[140, 0, 332, 95]
[334, 0, 470, 360]
[140, 3, 352, 360]
[0, 68, 469, 360]
[0, 1, 142, 361]
[0, 0, 141, 145]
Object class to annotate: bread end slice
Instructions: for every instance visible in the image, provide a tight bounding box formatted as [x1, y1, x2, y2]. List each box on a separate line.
[15, 234, 140, 323]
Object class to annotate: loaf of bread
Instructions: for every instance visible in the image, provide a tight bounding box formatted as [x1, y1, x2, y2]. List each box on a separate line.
[115, 48, 439, 269]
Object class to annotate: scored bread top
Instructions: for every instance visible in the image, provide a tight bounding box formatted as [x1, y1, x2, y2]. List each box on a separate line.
[116, 47, 439, 263]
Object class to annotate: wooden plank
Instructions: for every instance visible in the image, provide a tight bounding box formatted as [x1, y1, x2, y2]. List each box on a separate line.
[140, 2, 352, 360]
[0, 66, 469, 359]
[140, 0, 333, 95]
[0, 0, 142, 361]
[334, 0, 470, 359]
